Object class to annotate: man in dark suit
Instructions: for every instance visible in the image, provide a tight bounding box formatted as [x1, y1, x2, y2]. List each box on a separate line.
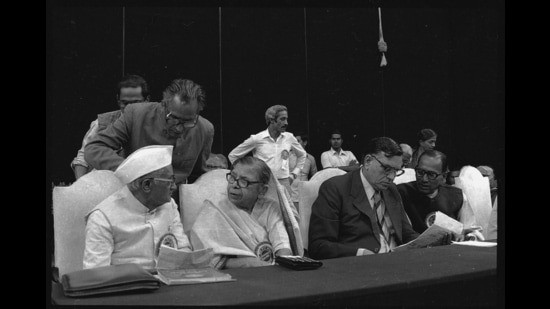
[308, 137, 420, 260]
[397, 150, 464, 234]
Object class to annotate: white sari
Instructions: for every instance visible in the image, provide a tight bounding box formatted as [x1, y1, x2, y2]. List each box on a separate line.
[189, 174, 303, 268]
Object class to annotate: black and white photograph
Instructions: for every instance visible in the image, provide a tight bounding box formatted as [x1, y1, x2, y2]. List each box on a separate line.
[47, 0, 503, 306]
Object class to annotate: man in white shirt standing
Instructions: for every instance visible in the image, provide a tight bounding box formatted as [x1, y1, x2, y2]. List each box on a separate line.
[228, 105, 306, 200]
[320, 130, 360, 172]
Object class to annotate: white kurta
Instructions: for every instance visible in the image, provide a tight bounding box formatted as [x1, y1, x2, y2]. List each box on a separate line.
[83, 186, 190, 270]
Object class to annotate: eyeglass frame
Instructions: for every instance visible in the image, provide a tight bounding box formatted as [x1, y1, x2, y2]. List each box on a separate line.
[147, 175, 177, 186]
[414, 168, 444, 180]
[226, 173, 262, 188]
[166, 112, 199, 128]
[371, 156, 405, 177]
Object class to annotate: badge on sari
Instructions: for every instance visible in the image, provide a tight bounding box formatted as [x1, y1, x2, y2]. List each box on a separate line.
[157, 233, 178, 255]
[254, 241, 274, 263]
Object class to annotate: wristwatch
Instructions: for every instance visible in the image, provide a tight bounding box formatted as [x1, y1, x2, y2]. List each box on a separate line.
[290, 173, 297, 180]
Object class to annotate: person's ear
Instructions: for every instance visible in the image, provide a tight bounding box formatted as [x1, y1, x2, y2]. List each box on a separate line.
[141, 178, 153, 192]
[363, 155, 373, 167]
[258, 184, 269, 198]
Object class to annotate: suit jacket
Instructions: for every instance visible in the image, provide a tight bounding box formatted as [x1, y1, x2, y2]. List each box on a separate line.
[85, 102, 214, 184]
[308, 169, 419, 260]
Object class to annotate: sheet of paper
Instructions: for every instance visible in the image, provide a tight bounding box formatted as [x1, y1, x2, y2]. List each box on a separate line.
[393, 224, 451, 251]
[433, 211, 463, 237]
[452, 241, 497, 247]
[156, 245, 214, 270]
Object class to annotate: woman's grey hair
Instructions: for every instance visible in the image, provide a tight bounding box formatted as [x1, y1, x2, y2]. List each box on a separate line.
[232, 156, 272, 185]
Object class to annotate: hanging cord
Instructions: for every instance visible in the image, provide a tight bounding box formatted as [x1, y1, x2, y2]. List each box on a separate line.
[122, 6, 126, 76]
[378, 7, 387, 135]
[218, 7, 224, 153]
[378, 7, 387, 67]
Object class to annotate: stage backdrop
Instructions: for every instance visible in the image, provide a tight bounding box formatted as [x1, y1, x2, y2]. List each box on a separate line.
[48, 6, 502, 185]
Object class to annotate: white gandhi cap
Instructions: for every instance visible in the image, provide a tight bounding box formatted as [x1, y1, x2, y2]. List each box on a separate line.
[114, 145, 173, 184]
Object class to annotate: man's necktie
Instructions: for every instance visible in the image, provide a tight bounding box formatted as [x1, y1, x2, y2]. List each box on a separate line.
[373, 192, 391, 245]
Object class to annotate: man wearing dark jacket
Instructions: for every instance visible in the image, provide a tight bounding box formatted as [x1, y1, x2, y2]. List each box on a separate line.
[308, 137, 419, 260]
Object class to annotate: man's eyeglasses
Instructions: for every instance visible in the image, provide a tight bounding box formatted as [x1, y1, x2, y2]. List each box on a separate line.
[166, 112, 199, 128]
[226, 173, 262, 188]
[415, 168, 443, 180]
[372, 156, 405, 177]
[149, 175, 176, 186]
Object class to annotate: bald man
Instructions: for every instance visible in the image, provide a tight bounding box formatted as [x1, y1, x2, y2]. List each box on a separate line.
[399, 143, 413, 168]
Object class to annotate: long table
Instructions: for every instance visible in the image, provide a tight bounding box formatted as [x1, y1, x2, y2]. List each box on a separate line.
[51, 244, 499, 306]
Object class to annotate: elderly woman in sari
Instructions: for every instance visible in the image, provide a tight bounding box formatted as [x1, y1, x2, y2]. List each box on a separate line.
[190, 156, 296, 268]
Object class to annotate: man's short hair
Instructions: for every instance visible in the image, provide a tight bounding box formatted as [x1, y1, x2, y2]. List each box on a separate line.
[362, 137, 403, 161]
[265, 105, 287, 125]
[118, 74, 149, 99]
[330, 129, 342, 139]
[162, 79, 206, 111]
[295, 132, 309, 143]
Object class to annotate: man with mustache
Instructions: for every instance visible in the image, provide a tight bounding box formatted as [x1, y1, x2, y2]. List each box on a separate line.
[228, 105, 306, 198]
[84, 78, 214, 191]
[397, 150, 465, 233]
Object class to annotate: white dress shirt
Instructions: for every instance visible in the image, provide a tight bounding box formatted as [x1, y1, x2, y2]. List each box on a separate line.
[228, 129, 306, 179]
[320, 148, 358, 168]
[356, 171, 396, 255]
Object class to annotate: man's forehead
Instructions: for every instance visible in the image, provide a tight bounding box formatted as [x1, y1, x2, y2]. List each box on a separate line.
[119, 86, 143, 97]
[418, 156, 442, 171]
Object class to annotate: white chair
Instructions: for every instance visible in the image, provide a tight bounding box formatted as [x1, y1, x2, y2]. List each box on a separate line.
[393, 167, 416, 185]
[454, 165, 493, 237]
[298, 168, 347, 250]
[179, 169, 230, 233]
[52, 170, 124, 278]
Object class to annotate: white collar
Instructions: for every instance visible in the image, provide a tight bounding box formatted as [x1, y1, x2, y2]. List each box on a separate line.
[360, 169, 376, 203]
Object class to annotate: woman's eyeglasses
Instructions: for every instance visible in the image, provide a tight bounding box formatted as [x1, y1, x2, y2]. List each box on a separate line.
[226, 173, 262, 188]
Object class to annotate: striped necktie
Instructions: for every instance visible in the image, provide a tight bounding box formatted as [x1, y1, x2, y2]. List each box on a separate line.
[373, 192, 391, 245]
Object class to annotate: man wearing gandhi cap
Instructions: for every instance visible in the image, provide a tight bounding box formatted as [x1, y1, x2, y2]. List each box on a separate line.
[83, 145, 191, 271]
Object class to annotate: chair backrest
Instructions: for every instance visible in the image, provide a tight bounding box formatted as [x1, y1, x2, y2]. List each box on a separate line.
[298, 168, 347, 249]
[179, 169, 230, 233]
[454, 165, 493, 235]
[52, 170, 123, 278]
[393, 168, 416, 185]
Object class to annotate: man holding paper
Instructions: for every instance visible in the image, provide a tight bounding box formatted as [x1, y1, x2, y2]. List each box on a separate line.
[308, 137, 419, 260]
[397, 150, 468, 234]
[83, 145, 191, 270]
